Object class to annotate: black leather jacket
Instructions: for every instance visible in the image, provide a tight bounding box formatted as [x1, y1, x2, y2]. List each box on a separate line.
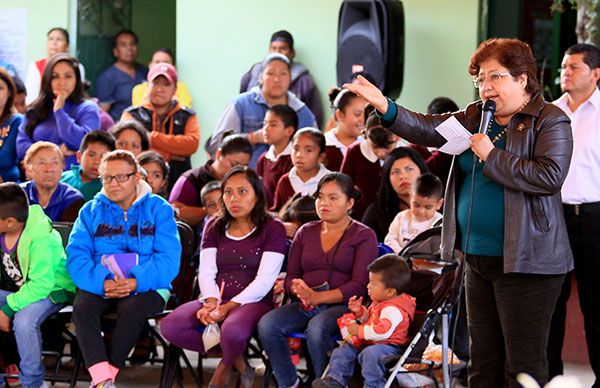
[384, 93, 574, 274]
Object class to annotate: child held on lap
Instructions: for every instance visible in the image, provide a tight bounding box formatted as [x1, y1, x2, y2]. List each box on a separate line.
[313, 254, 415, 388]
[0, 183, 75, 388]
[384, 173, 444, 253]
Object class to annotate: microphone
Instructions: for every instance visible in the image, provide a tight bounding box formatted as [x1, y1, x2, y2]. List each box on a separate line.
[478, 100, 496, 135]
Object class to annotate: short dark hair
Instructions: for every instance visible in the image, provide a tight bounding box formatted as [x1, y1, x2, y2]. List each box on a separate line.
[109, 120, 150, 152]
[114, 29, 139, 47]
[292, 127, 326, 153]
[0, 182, 29, 222]
[328, 87, 360, 113]
[279, 193, 319, 225]
[368, 254, 411, 294]
[12, 76, 25, 94]
[365, 113, 395, 148]
[413, 173, 443, 200]
[48, 27, 69, 44]
[220, 134, 253, 156]
[200, 180, 221, 205]
[270, 30, 294, 49]
[316, 172, 361, 204]
[137, 150, 169, 179]
[216, 166, 270, 236]
[268, 104, 299, 132]
[153, 48, 174, 62]
[565, 43, 600, 70]
[80, 130, 116, 153]
[427, 97, 459, 115]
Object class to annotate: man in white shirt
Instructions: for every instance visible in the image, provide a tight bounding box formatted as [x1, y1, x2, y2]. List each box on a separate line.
[549, 43, 600, 386]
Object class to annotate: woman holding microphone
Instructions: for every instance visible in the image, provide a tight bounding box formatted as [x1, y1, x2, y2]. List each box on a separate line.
[345, 38, 573, 387]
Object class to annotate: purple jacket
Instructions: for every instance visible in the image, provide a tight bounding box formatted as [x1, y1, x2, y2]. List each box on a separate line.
[20, 180, 84, 222]
[17, 100, 101, 169]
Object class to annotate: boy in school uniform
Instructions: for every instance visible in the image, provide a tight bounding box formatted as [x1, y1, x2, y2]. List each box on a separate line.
[0, 182, 75, 388]
[256, 104, 297, 201]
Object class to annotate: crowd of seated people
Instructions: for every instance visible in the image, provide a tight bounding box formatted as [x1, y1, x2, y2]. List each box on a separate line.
[0, 25, 483, 388]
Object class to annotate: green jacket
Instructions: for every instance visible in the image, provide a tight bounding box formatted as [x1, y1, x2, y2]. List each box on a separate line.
[1, 205, 76, 318]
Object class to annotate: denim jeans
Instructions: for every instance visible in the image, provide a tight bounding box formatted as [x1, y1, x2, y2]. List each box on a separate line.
[0, 289, 63, 388]
[326, 342, 400, 388]
[258, 302, 348, 387]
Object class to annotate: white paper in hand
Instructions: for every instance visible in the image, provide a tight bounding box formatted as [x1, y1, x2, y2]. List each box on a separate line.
[435, 116, 473, 155]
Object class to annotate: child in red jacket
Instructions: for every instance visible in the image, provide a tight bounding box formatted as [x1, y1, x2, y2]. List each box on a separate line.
[313, 254, 416, 388]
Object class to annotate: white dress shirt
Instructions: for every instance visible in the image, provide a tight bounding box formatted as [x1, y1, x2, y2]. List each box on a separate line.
[554, 88, 600, 204]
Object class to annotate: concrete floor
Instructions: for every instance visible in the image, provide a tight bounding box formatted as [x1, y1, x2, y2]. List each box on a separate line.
[41, 353, 595, 388]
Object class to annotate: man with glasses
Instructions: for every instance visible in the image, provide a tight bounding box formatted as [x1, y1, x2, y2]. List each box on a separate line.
[548, 43, 600, 387]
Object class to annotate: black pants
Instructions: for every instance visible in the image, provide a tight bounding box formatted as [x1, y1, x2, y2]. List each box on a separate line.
[72, 290, 165, 369]
[465, 255, 564, 388]
[548, 206, 600, 387]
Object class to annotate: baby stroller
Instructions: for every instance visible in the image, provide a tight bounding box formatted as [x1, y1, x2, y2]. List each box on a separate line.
[383, 226, 466, 388]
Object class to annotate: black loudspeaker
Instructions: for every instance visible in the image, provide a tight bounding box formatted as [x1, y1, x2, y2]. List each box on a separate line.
[337, 0, 405, 100]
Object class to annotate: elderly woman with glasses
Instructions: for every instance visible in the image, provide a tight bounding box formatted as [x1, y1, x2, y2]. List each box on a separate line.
[66, 150, 180, 388]
[345, 38, 573, 387]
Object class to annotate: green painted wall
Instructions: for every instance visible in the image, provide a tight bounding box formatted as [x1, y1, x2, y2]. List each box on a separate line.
[2, 0, 479, 167]
[0, 0, 72, 76]
[177, 0, 479, 165]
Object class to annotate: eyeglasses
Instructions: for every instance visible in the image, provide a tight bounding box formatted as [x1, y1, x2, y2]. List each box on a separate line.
[100, 172, 136, 184]
[472, 72, 511, 89]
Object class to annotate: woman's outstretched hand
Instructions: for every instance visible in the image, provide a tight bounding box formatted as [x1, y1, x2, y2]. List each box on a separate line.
[343, 75, 388, 114]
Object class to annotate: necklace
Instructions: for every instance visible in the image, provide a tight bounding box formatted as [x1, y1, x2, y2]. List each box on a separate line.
[489, 123, 508, 144]
[486, 96, 531, 144]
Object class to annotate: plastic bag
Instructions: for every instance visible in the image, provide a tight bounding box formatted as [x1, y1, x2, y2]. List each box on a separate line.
[336, 313, 363, 348]
[202, 323, 221, 351]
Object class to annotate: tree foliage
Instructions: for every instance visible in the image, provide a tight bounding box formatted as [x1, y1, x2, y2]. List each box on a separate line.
[552, 0, 600, 45]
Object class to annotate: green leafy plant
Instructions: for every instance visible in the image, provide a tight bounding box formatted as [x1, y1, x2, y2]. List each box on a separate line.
[552, 0, 600, 44]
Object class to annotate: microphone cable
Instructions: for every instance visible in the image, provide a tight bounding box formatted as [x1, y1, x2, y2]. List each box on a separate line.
[448, 99, 495, 384]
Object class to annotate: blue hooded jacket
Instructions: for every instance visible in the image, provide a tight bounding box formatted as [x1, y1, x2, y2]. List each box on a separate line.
[66, 180, 181, 299]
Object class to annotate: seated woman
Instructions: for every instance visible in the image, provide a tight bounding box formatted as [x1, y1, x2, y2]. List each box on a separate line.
[20, 141, 83, 222]
[362, 147, 429, 241]
[0, 68, 22, 183]
[17, 53, 100, 169]
[160, 166, 287, 388]
[66, 150, 180, 388]
[258, 172, 378, 387]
